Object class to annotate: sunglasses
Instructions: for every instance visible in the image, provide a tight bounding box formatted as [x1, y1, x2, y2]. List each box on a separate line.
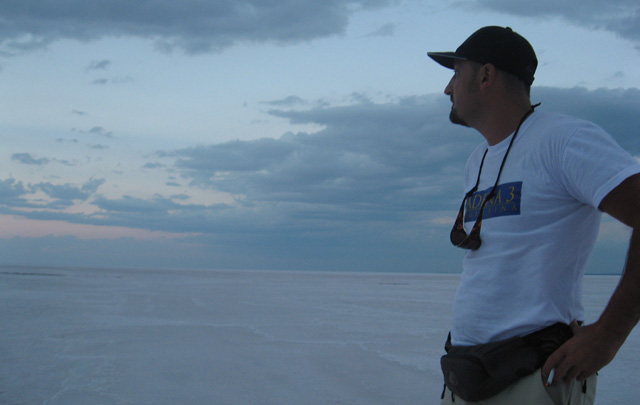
[450, 105, 538, 250]
[450, 150, 491, 250]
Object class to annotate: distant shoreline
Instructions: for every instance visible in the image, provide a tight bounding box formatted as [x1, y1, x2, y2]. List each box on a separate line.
[0, 263, 624, 277]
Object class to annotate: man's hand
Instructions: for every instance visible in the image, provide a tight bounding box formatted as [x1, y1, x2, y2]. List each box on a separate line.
[542, 320, 622, 385]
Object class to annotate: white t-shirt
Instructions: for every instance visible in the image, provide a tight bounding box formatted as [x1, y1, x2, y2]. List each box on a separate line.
[451, 111, 640, 346]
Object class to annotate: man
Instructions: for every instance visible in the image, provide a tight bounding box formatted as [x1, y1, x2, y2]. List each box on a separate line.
[427, 26, 640, 404]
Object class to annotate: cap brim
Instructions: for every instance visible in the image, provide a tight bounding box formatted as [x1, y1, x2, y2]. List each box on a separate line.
[427, 52, 467, 69]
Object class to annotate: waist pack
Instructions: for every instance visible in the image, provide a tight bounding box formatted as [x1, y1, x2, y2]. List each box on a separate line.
[440, 323, 573, 402]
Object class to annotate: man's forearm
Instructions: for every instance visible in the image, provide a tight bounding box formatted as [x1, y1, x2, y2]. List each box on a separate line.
[596, 226, 640, 346]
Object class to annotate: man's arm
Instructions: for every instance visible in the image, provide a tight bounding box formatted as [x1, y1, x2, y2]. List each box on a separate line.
[542, 172, 640, 384]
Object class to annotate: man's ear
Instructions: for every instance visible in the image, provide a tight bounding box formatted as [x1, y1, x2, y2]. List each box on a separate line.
[479, 63, 497, 88]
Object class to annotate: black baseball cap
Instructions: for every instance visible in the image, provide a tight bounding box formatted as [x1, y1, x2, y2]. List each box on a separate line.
[428, 26, 537, 85]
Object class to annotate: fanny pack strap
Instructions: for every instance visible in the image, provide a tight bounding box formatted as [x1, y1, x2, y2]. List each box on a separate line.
[445, 322, 573, 357]
[522, 322, 573, 360]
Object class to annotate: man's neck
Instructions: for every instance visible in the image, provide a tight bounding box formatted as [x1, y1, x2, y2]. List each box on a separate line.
[476, 103, 533, 146]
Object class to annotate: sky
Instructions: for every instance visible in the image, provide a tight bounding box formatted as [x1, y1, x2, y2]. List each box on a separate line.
[1, 0, 640, 273]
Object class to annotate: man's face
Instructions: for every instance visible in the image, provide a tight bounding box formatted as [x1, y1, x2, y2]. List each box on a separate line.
[444, 60, 480, 127]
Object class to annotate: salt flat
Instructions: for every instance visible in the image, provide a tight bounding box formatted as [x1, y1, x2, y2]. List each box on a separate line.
[1, 266, 637, 404]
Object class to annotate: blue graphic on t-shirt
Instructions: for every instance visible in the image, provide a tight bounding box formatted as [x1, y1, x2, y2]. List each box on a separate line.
[464, 181, 522, 223]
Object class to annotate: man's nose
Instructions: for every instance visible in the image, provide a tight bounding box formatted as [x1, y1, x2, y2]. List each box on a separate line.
[444, 79, 453, 95]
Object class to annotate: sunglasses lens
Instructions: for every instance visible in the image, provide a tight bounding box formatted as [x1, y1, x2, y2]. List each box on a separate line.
[450, 230, 482, 250]
[450, 208, 483, 250]
[463, 236, 482, 250]
[450, 228, 468, 246]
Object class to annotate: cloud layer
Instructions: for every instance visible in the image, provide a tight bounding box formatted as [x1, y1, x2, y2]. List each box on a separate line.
[0, 0, 392, 55]
[477, 0, 640, 43]
[2, 0, 640, 57]
[2, 87, 640, 271]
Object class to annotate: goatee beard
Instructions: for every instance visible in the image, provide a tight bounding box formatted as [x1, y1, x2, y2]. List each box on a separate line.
[449, 108, 469, 127]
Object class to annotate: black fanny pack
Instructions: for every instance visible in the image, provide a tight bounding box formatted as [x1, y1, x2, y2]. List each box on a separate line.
[440, 323, 573, 402]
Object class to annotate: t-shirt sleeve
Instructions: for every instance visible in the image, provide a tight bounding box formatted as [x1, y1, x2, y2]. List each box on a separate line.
[559, 122, 640, 208]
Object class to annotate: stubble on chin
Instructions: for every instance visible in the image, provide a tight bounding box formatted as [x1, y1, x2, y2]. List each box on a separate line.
[449, 107, 469, 127]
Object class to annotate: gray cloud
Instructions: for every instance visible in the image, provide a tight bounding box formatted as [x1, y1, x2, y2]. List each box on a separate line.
[55, 138, 79, 144]
[29, 178, 105, 209]
[82, 178, 106, 194]
[31, 183, 86, 201]
[12, 152, 80, 167]
[92, 195, 179, 214]
[11, 153, 49, 166]
[0, 178, 29, 207]
[366, 23, 396, 37]
[0, 177, 104, 211]
[90, 76, 134, 86]
[262, 95, 307, 107]
[474, 0, 640, 44]
[0, 0, 393, 55]
[87, 59, 111, 70]
[87, 126, 113, 138]
[142, 162, 165, 169]
[86, 195, 236, 234]
[531, 87, 640, 151]
[53, 159, 77, 167]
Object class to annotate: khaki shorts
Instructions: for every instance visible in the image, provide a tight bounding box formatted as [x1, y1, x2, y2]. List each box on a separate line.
[440, 368, 596, 405]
